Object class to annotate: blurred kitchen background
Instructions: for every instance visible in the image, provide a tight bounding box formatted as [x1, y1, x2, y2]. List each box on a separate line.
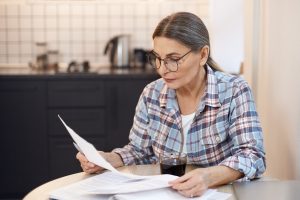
[1, 0, 300, 199]
[0, 0, 243, 73]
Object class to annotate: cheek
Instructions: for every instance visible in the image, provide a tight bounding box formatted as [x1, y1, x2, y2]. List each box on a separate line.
[156, 68, 164, 77]
[179, 59, 200, 76]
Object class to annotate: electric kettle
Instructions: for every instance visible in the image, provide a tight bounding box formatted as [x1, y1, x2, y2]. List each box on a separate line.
[104, 35, 131, 68]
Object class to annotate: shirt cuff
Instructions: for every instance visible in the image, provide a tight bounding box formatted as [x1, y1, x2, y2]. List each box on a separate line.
[112, 147, 134, 166]
[218, 155, 262, 180]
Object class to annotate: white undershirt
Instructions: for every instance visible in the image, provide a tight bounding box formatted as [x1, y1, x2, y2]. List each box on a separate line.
[181, 112, 195, 153]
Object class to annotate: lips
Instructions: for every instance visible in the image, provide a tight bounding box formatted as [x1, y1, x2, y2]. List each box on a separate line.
[163, 78, 176, 83]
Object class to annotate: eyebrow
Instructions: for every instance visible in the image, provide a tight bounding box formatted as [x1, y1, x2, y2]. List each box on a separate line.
[152, 50, 181, 58]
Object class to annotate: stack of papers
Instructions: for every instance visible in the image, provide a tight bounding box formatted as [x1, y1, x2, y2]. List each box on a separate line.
[50, 116, 232, 200]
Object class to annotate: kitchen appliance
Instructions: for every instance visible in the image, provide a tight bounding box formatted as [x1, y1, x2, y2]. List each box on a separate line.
[104, 35, 130, 68]
[133, 48, 148, 69]
[67, 60, 90, 73]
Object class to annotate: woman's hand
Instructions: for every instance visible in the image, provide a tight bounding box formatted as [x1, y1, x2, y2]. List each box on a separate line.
[76, 152, 104, 174]
[169, 168, 210, 198]
[76, 151, 124, 174]
[169, 166, 243, 198]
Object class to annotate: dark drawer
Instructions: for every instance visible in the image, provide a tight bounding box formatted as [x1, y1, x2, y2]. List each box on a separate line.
[48, 109, 106, 136]
[48, 81, 105, 107]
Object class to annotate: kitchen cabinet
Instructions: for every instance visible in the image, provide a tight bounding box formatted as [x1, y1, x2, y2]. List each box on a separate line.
[47, 80, 108, 179]
[0, 80, 48, 199]
[106, 78, 151, 149]
[0, 70, 159, 199]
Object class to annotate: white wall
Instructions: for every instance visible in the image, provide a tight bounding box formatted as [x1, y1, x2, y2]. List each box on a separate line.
[245, 0, 300, 180]
[210, 0, 244, 74]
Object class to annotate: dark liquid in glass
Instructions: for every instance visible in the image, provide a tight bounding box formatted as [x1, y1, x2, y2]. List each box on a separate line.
[160, 159, 186, 176]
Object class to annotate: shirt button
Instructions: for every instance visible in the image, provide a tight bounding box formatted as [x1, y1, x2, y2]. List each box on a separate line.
[215, 136, 221, 142]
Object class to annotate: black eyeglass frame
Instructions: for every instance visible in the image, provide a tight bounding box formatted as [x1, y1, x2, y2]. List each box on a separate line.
[147, 49, 193, 72]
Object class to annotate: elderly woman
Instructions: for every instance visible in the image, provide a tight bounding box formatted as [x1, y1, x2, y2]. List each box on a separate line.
[77, 12, 266, 198]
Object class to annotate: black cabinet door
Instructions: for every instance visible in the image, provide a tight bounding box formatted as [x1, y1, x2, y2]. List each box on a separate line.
[48, 109, 108, 179]
[0, 80, 47, 198]
[106, 78, 157, 150]
[47, 80, 108, 180]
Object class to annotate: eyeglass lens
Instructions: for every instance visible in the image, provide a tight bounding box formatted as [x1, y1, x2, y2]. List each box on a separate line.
[148, 52, 178, 72]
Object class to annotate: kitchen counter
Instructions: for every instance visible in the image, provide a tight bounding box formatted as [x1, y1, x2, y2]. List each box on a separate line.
[0, 66, 159, 79]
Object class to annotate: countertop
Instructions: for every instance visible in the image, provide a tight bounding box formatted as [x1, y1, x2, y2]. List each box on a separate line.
[0, 66, 159, 80]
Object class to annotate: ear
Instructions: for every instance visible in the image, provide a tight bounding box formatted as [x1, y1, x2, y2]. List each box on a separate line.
[199, 45, 209, 66]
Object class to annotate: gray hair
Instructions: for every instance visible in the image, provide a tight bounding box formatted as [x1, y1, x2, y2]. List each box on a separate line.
[152, 12, 221, 71]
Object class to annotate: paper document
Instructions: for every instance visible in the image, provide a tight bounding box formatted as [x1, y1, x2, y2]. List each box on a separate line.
[110, 188, 231, 200]
[50, 171, 231, 200]
[58, 115, 118, 173]
[58, 115, 177, 181]
[54, 115, 232, 200]
[85, 171, 177, 194]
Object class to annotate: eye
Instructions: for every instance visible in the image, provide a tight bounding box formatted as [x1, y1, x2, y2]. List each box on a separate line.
[165, 57, 179, 62]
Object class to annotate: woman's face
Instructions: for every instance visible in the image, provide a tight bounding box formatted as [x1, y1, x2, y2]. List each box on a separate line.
[153, 37, 207, 90]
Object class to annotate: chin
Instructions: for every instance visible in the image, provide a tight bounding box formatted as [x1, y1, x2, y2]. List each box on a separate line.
[164, 81, 179, 90]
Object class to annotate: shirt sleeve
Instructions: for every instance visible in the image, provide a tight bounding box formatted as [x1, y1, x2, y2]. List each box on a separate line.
[112, 86, 157, 165]
[218, 81, 266, 179]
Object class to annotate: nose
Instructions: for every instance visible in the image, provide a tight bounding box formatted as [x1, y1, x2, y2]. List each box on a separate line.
[157, 62, 168, 75]
[160, 60, 171, 72]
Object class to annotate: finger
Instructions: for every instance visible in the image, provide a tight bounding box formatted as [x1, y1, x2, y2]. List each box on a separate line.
[176, 185, 207, 198]
[171, 176, 198, 191]
[87, 168, 100, 174]
[89, 166, 103, 174]
[177, 190, 189, 198]
[76, 152, 88, 162]
[80, 163, 90, 172]
[177, 190, 195, 198]
[81, 162, 97, 171]
[87, 162, 95, 168]
[81, 164, 102, 174]
[169, 172, 193, 185]
[192, 184, 208, 197]
[172, 179, 195, 191]
[182, 184, 207, 198]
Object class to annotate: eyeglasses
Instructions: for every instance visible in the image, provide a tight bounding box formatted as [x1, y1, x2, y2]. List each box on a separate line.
[147, 49, 192, 72]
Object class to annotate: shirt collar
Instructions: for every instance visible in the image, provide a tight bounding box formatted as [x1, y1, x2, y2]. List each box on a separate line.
[159, 84, 178, 110]
[159, 65, 221, 111]
[201, 65, 222, 109]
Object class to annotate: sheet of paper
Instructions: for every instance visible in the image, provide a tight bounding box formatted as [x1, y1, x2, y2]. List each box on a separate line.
[50, 172, 231, 200]
[110, 188, 231, 200]
[50, 177, 111, 200]
[58, 115, 118, 173]
[85, 171, 177, 194]
[50, 171, 177, 199]
[58, 115, 177, 180]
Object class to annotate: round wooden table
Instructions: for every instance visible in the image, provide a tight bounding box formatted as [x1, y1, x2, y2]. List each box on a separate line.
[23, 164, 236, 200]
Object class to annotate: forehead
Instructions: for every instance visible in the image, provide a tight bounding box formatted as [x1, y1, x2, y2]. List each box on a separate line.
[153, 37, 189, 56]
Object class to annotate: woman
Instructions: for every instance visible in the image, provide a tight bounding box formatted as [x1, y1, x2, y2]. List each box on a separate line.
[77, 12, 266, 198]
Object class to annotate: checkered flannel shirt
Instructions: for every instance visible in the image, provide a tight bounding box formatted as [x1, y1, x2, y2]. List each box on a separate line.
[113, 65, 266, 179]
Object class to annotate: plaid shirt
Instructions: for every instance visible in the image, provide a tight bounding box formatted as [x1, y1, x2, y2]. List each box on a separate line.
[113, 65, 266, 179]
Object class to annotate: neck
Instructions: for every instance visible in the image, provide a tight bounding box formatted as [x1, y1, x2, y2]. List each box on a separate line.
[175, 66, 207, 115]
[176, 66, 206, 99]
